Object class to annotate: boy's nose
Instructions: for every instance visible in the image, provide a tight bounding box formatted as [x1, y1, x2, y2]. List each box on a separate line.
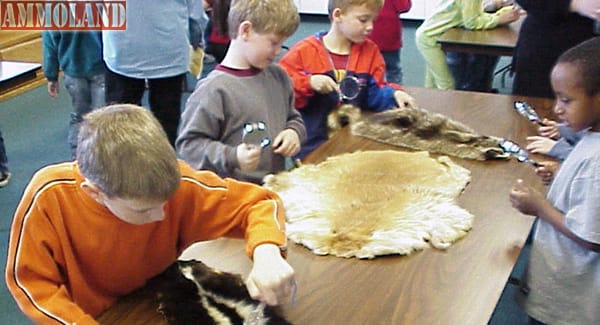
[553, 102, 564, 115]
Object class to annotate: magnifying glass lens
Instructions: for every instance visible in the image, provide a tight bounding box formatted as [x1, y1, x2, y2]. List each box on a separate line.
[339, 76, 360, 100]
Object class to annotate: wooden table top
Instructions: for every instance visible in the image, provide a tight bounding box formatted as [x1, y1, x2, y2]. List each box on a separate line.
[0, 60, 44, 102]
[98, 87, 556, 325]
[437, 17, 523, 56]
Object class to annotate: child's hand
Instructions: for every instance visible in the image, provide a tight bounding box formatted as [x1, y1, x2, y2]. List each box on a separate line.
[393, 90, 417, 109]
[534, 161, 559, 186]
[272, 129, 301, 157]
[495, 6, 522, 25]
[509, 179, 546, 216]
[526, 136, 556, 155]
[246, 244, 296, 306]
[47, 80, 59, 98]
[538, 119, 560, 139]
[310, 75, 338, 94]
[236, 143, 261, 171]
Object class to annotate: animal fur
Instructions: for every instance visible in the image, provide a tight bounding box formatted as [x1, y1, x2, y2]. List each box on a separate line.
[327, 104, 362, 137]
[350, 107, 508, 160]
[263, 150, 473, 259]
[152, 260, 291, 325]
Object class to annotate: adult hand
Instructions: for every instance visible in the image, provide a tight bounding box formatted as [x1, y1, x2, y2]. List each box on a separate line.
[393, 90, 417, 109]
[496, 6, 523, 25]
[526, 135, 556, 154]
[237, 143, 261, 171]
[570, 0, 600, 20]
[246, 244, 296, 306]
[272, 129, 301, 157]
[310, 75, 338, 94]
[47, 80, 59, 98]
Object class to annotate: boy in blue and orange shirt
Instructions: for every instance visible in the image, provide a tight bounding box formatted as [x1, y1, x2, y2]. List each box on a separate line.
[279, 0, 417, 159]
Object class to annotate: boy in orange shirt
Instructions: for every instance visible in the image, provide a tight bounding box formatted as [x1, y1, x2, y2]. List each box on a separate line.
[5, 104, 295, 324]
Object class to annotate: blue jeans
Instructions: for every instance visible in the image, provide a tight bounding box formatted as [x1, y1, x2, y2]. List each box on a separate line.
[0, 128, 8, 173]
[381, 49, 403, 84]
[445, 52, 499, 92]
[63, 73, 106, 156]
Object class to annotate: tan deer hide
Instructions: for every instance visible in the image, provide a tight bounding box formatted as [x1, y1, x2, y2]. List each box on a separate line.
[263, 150, 473, 259]
[350, 107, 508, 160]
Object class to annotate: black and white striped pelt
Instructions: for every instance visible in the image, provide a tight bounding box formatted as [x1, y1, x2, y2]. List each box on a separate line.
[153, 259, 291, 325]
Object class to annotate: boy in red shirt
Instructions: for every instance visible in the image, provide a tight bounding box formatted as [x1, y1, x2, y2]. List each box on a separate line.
[368, 0, 412, 84]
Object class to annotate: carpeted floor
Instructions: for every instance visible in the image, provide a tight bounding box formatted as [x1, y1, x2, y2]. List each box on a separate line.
[0, 16, 526, 324]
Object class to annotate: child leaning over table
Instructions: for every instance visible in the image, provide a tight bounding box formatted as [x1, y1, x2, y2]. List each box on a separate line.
[415, 0, 521, 90]
[509, 36, 600, 325]
[5, 104, 295, 324]
[176, 0, 306, 185]
[278, 0, 417, 160]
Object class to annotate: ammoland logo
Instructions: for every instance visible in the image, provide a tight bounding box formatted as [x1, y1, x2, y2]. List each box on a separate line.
[0, 0, 126, 30]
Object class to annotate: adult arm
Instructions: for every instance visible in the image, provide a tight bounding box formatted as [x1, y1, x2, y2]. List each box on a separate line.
[187, 0, 208, 48]
[516, 0, 574, 19]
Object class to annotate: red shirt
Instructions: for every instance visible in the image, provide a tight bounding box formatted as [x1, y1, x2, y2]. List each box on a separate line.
[369, 0, 412, 51]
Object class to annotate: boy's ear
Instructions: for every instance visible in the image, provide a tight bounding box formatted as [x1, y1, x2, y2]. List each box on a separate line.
[331, 8, 343, 21]
[238, 21, 252, 40]
[81, 179, 104, 203]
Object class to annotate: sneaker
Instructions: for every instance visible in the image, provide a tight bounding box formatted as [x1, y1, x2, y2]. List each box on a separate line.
[0, 171, 11, 188]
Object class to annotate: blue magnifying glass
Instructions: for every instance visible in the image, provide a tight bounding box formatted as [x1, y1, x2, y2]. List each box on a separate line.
[339, 75, 361, 101]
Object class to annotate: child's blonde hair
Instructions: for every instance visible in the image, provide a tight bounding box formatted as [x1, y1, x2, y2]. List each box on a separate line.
[556, 36, 600, 96]
[327, 0, 383, 17]
[77, 104, 180, 200]
[228, 0, 300, 38]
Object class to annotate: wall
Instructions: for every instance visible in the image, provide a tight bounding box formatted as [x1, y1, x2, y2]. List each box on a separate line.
[296, 0, 436, 19]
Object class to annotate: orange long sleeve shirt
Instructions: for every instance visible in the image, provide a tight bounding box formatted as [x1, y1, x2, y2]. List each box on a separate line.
[5, 160, 287, 324]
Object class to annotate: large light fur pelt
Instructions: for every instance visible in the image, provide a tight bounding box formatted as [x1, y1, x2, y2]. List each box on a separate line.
[350, 107, 508, 160]
[263, 150, 473, 259]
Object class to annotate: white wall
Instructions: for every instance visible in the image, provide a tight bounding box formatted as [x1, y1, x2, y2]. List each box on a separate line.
[296, 0, 437, 20]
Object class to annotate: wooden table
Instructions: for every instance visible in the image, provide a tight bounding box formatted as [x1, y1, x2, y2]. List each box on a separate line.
[98, 87, 556, 325]
[437, 18, 522, 56]
[0, 60, 44, 102]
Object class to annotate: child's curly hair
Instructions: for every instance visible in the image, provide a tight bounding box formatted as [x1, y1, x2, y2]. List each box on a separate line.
[556, 36, 600, 96]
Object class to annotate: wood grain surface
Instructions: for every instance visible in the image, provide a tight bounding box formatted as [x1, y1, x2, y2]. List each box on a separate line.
[98, 87, 555, 325]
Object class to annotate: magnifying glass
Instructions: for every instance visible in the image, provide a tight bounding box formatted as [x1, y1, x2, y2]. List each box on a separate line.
[242, 121, 271, 148]
[499, 139, 540, 167]
[339, 75, 361, 101]
[514, 101, 546, 126]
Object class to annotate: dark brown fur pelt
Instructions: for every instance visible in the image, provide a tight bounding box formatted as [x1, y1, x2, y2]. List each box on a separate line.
[151, 259, 291, 325]
[350, 107, 508, 160]
[327, 104, 361, 137]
